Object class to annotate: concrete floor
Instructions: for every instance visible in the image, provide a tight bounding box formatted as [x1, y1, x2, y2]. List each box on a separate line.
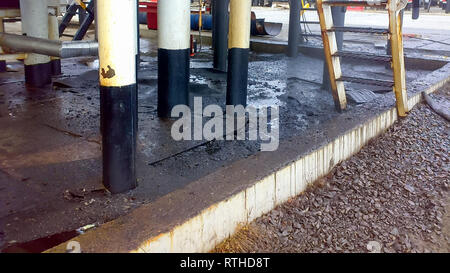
[0, 9, 449, 251]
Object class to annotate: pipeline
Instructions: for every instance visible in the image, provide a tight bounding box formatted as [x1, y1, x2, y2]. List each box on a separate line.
[138, 12, 281, 36]
[0, 33, 98, 58]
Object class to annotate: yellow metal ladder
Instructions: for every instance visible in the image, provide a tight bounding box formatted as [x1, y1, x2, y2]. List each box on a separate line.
[316, 0, 408, 117]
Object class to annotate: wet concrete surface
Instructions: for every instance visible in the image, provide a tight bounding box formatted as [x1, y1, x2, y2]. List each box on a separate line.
[0, 34, 448, 251]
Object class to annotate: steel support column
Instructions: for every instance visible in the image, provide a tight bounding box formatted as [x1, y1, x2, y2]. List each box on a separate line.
[20, 0, 52, 87]
[226, 0, 251, 106]
[157, 0, 190, 118]
[212, 0, 229, 72]
[287, 0, 301, 57]
[97, 0, 138, 193]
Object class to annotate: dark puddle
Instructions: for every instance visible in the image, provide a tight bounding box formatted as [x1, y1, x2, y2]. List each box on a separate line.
[1, 230, 79, 253]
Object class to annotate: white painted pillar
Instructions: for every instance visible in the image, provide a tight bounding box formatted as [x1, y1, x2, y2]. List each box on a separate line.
[157, 0, 190, 118]
[20, 0, 52, 87]
[97, 0, 138, 193]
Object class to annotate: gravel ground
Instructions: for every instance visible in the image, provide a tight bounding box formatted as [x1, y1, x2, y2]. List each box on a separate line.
[214, 84, 450, 253]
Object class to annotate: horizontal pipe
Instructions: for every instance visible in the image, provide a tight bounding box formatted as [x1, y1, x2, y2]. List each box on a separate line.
[0, 32, 98, 58]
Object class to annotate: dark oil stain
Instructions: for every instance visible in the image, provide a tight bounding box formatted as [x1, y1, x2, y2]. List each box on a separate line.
[101, 65, 116, 79]
[1, 230, 79, 253]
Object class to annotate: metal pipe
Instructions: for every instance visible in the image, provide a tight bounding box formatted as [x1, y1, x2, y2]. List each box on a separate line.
[0, 33, 98, 58]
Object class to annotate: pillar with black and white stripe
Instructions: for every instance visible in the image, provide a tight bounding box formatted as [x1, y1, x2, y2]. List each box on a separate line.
[226, 0, 251, 106]
[97, 0, 138, 193]
[20, 0, 52, 87]
[157, 0, 190, 118]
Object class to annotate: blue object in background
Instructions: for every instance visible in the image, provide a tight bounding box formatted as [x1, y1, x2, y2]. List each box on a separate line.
[191, 14, 213, 30]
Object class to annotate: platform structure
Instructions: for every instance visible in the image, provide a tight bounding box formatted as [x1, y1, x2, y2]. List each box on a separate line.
[316, 0, 408, 117]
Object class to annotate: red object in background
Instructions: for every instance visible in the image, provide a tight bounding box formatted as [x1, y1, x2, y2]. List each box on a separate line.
[0, 0, 20, 9]
[139, 1, 158, 30]
[347, 6, 364, 11]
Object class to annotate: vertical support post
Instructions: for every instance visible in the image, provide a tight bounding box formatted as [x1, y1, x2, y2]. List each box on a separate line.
[317, 0, 347, 111]
[157, 0, 190, 118]
[0, 17, 6, 73]
[48, 8, 62, 75]
[226, 0, 251, 106]
[97, 0, 138, 193]
[287, 0, 301, 57]
[322, 6, 346, 91]
[20, 0, 52, 87]
[447, 1, 450, 13]
[388, 0, 408, 117]
[212, 0, 229, 72]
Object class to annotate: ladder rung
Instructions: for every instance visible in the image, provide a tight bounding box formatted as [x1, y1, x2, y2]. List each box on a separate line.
[301, 33, 322, 37]
[334, 51, 392, 62]
[338, 76, 394, 87]
[322, 0, 387, 7]
[331, 26, 389, 35]
[300, 21, 321, 24]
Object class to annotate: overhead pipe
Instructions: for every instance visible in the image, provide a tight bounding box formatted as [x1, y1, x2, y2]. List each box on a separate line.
[0, 33, 98, 58]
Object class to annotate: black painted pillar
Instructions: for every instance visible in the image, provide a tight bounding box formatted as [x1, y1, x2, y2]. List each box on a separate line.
[287, 0, 301, 57]
[157, 0, 190, 118]
[322, 6, 346, 90]
[97, 0, 138, 193]
[212, 0, 229, 72]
